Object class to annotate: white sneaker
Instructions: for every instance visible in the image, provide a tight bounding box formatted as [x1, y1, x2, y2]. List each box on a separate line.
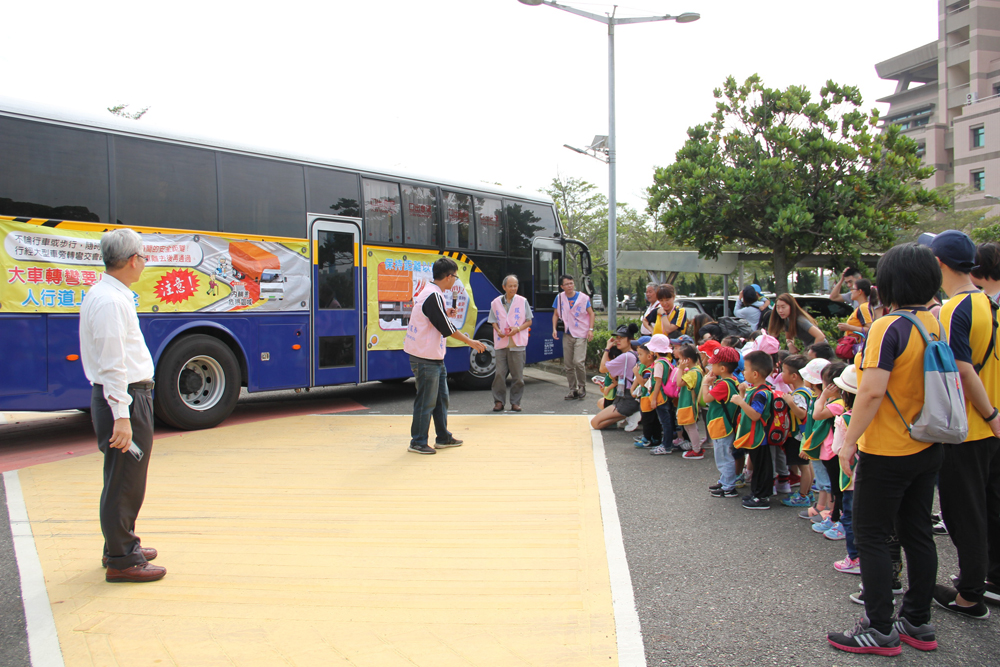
[775, 481, 792, 494]
[624, 412, 641, 432]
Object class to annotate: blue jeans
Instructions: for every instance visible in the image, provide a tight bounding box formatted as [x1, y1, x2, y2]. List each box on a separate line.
[843, 489, 856, 559]
[812, 459, 832, 492]
[654, 402, 675, 446]
[713, 433, 737, 490]
[409, 356, 452, 447]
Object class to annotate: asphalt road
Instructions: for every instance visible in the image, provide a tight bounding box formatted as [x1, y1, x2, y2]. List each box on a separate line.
[2, 367, 998, 666]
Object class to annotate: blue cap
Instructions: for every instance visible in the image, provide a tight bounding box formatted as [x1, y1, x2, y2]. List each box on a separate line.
[751, 284, 763, 295]
[919, 230, 978, 271]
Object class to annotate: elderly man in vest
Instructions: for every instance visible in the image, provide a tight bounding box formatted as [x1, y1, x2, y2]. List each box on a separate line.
[551, 274, 595, 400]
[79, 228, 165, 582]
[404, 257, 486, 455]
[490, 274, 533, 412]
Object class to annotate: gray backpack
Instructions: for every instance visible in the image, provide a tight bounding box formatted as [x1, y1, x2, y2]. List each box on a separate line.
[880, 311, 967, 444]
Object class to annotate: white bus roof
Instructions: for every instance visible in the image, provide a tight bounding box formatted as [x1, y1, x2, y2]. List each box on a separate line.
[0, 96, 554, 205]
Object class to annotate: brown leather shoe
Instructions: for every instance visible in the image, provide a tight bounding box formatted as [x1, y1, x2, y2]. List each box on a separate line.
[511, 404, 522, 412]
[493, 401, 504, 412]
[102, 546, 157, 568]
[106, 561, 166, 583]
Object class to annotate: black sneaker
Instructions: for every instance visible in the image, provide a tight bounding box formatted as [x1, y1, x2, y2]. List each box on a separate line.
[710, 487, 738, 498]
[949, 576, 1000, 604]
[741, 496, 770, 510]
[828, 614, 901, 656]
[407, 444, 436, 455]
[708, 483, 723, 491]
[434, 437, 463, 448]
[893, 616, 937, 652]
[932, 584, 991, 619]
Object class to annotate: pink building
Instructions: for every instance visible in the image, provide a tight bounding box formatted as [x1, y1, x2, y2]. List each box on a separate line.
[876, 0, 1000, 213]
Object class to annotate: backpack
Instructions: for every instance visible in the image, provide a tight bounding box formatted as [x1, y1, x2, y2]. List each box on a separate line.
[717, 316, 752, 339]
[877, 311, 968, 444]
[766, 392, 794, 447]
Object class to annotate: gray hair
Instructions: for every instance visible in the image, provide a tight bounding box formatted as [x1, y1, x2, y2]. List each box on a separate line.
[502, 274, 519, 288]
[645, 282, 657, 291]
[101, 228, 144, 269]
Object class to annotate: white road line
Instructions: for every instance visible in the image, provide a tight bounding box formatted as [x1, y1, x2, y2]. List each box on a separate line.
[3, 470, 65, 667]
[591, 429, 647, 667]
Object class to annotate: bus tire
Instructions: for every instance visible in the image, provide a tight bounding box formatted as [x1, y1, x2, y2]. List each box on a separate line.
[454, 327, 496, 391]
[154, 334, 241, 430]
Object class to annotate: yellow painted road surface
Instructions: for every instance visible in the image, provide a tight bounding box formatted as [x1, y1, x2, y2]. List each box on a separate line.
[16, 415, 618, 667]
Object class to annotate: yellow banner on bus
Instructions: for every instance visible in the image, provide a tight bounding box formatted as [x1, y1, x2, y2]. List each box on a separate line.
[364, 247, 477, 351]
[0, 218, 310, 313]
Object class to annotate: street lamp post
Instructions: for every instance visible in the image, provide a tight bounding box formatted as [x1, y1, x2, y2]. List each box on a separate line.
[518, 0, 699, 329]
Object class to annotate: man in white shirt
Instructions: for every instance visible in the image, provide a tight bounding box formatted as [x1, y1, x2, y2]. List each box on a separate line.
[79, 228, 165, 583]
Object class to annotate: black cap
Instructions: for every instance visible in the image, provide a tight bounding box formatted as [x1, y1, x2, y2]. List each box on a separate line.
[613, 324, 636, 339]
[918, 230, 978, 271]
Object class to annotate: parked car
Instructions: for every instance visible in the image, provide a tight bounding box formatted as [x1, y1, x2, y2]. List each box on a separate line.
[678, 294, 853, 322]
[592, 293, 605, 311]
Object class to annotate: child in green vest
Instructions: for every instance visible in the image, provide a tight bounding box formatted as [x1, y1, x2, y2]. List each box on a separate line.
[702, 346, 741, 496]
[779, 354, 816, 508]
[632, 343, 662, 448]
[647, 334, 676, 455]
[730, 350, 776, 510]
[798, 358, 834, 522]
[673, 344, 705, 460]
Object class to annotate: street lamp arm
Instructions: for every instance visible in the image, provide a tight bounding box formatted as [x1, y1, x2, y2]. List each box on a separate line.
[527, 0, 610, 24]
[613, 15, 678, 25]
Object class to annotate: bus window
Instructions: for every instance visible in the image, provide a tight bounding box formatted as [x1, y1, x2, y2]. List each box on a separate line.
[307, 167, 361, 218]
[317, 230, 355, 310]
[115, 137, 218, 231]
[219, 154, 306, 238]
[0, 116, 109, 222]
[475, 196, 502, 252]
[401, 184, 438, 246]
[507, 200, 556, 257]
[363, 179, 402, 244]
[443, 191, 473, 250]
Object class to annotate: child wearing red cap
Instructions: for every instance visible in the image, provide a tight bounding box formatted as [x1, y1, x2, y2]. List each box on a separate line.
[702, 346, 742, 497]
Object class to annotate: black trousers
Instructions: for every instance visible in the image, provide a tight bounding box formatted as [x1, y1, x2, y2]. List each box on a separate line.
[91, 383, 154, 570]
[748, 444, 773, 499]
[853, 443, 943, 633]
[641, 409, 662, 442]
[822, 457, 845, 522]
[938, 436, 1000, 603]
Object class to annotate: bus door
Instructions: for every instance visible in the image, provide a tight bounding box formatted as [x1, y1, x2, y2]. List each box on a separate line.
[564, 238, 594, 296]
[311, 217, 362, 387]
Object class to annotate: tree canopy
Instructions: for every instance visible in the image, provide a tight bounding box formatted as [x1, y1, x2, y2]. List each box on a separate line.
[544, 175, 668, 299]
[646, 74, 946, 294]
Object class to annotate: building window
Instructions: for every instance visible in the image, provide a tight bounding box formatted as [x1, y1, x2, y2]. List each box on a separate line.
[972, 126, 986, 148]
[994, 83, 1000, 97]
[972, 170, 986, 192]
[916, 143, 926, 158]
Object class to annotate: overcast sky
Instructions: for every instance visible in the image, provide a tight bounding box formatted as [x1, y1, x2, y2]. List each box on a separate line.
[3, 1, 937, 211]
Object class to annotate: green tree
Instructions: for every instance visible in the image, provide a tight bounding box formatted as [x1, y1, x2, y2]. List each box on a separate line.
[647, 75, 945, 294]
[544, 175, 669, 299]
[108, 103, 150, 120]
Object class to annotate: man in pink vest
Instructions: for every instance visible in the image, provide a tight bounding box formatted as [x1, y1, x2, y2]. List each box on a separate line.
[403, 257, 486, 455]
[551, 273, 595, 400]
[490, 274, 533, 412]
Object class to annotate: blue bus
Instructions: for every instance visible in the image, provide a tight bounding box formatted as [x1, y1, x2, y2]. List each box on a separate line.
[0, 100, 593, 430]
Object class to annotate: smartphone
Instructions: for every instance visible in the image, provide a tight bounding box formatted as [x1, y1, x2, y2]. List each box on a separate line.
[127, 441, 144, 462]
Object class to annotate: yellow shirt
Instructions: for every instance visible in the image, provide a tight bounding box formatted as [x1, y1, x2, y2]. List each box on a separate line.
[846, 302, 878, 334]
[939, 291, 1000, 442]
[857, 308, 940, 457]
